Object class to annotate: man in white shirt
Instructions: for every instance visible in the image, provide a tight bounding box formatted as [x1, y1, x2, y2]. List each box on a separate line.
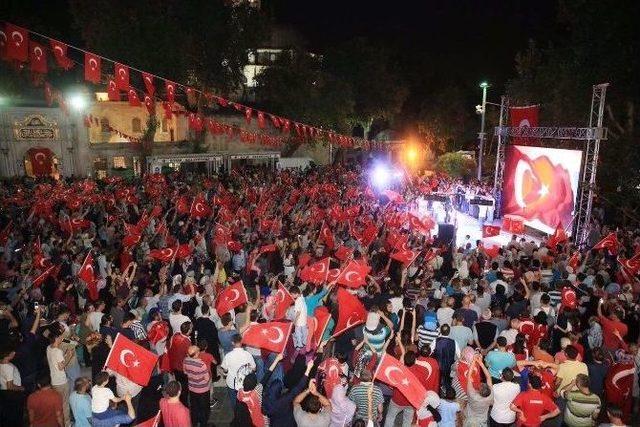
[220, 334, 255, 409]
[290, 286, 308, 350]
[47, 330, 75, 426]
[87, 300, 105, 332]
[490, 368, 521, 425]
[169, 300, 191, 333]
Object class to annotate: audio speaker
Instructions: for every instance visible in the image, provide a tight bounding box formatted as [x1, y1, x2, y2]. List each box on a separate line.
[435, 223, 456, 247]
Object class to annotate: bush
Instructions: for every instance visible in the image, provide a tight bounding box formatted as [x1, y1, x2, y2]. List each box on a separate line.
[435, 152, 477, 179]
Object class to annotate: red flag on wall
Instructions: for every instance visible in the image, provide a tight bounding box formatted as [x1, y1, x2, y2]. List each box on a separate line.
[6, 24, 29, 62]
[374, 353, 428, 408]
[165, 81, 176, 104]
[105, 333, 159, 386]
[107, 79, 119, 101]
[28, 148, 52, 176]
[333, 288, 367, 337]
[142, 72, 155, 95]
[215, 281, 248, 315]
[49, 39, 73, 70]
[510, 105, 539, 146]
[128, 89, 141, 107]
[482, 225, 501, 238]
[241, 321, 292, 354]
[84, 52, 101, 83]
[29, 41, 47, 73]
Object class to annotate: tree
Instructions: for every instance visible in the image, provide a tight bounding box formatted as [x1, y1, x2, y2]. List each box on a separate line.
[506, 0, 639, 217]
[325, 38, 408, 137]
[435, 152, 476, 179]
[255, 50, 354, 155]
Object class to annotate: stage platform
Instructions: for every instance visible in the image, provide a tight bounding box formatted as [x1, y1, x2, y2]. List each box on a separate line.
[449, 210, 543, 248]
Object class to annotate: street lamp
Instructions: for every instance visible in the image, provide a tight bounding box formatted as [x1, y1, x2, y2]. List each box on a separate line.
[476, 81, 489, 180]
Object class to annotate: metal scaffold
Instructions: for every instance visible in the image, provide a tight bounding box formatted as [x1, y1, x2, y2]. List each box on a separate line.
[493, 83, 609, 246]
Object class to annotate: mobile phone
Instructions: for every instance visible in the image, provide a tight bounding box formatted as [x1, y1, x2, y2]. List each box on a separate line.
[34, 301, 39, 310]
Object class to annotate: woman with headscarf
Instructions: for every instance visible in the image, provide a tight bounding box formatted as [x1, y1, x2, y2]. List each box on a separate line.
[452, 346, 481, 401]
[329, 383, 356, 427]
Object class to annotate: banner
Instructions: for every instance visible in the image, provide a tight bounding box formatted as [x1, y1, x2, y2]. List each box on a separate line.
[510, 105, 539, 146]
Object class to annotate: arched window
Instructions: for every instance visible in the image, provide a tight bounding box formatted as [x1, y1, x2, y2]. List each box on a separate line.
[100, 117, 110, 132]
[132, 117, 142, 132]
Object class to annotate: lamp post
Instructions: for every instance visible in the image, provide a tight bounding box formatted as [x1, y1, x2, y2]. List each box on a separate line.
[477, 81, 489, 180]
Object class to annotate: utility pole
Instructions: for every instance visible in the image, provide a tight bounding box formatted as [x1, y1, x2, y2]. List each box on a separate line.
[477, 82, 489, 180]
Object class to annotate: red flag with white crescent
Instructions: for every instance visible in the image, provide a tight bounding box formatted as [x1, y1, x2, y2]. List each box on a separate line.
[482, 225, 501, 238]
[49, 39, 73, 70]
[215, 281, 248, 315]
[374, 353, 428, 408]
[142, 72, 155, 96]
[547, 222, 569, 248]
[510, 105, 539, 146]
[128, 88, 142, 107]
[78, 252, 95, 284]
[149, 246, 177, 263]
[407, 213, 432, 235]
[104, 333, 158, 386]
[114, 63, 130, 90]
[604, 362, 635, 406]
[241, 321, 292, 353]
[310, 306, 331, 348]
[29, 41, 47, 74]
[568, 251, 581, 270]
[390, 249, 420, 266]
[84, 52, 101, 83]
[334, 245, 354, 262]
[190, 194, 212, 219]
[618, 251, 640, 277]
[273, 282, 294, 320]
[107, 79, 120, 101]
[319, 357, 343, 397]
[333, 287, 367, 337]
[320, 222, 335, 250]
[300, 257, 330, 284]
[165, 80, 176, 104]
[6, 24, 29, 62]
[335, 260, 371, 288]
[593, 232, 620, 255]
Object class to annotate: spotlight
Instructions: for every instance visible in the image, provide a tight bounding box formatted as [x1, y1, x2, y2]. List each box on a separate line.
[68, 94, 87, 111]
[371, 164, 391, 189]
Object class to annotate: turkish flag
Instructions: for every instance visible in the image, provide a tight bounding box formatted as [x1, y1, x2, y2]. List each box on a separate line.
[604, 362, 635, 407]
[510, 105, 539, 146]
[33, 252, 52, 270]
[361, 223, 379, 247]
[175, 243, 192, 260]
[105, 333, 159, 386]
[336, 260, 371, 288]
[310, 306, 331, 348]
[215, 281, 248, 315]
[548, 222, 569, 248]
[32, 265, 55, 288]
[482, 225, 501, 238]
[107, 79, 119, 101]
[298, 252, 312, 268]
[149, 246, 178, 263]
[375, 353, 427, 408]
[29, 148, 52, 176]
[6, 24, 29, 62]
[383, 190, 404, 204]
[407, 214, 432, 235]
[49, 39, 73, 70]
[0, 26, 7, 60]
[510, 219, 525, 234]
[593, 232, 620, 255]
[128, 89, 141, 107]
[300, 257, 330, 284]
[568, 251, 581, 270]
[29, 41, 47, 74]
[333, 288, 367, 337]
[273, 282, 294, 320]
[190, 195, 212, 218]
[175, 196, 190, 215]
[144, 95, 154, 114]
[320, 222, 335, 250]
[114, 63, 129, 90]
[483, 245, 500, 260]
[618, 251, 640, 277]
[84, 52, 101, 83]
[134, 410, 161, 427]
[327, 268, 341, 282]
[165, 80, 176, 104]
[259, 244, 277, 254]
[319, 357, 343, 397]
[122, 233, 141, 248]
[391, 249, 420, 266]
[244, 107, 252, 124]
[334, 245, 354, 262]
[142, 72, 155, 95]
[257, 111, 266, 128]
[78, 252, 95, 284]
[242, 321, 292, 353]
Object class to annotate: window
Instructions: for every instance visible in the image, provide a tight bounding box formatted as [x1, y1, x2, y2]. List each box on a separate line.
[112, 156, 127, 169]
[93, 157, 108, 179]
[100, 117, 110, 132]
[161, 118, 168, 132]
[132, 117, 142, 132]
[270, 53, 277, 62]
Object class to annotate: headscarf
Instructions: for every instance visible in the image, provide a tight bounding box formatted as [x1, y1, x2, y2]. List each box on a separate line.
[461, 346, 475, 364]
[329, 384, 356, 427]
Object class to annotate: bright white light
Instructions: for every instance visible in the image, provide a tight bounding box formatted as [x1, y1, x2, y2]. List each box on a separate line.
[371, 164, 391, 189]
[393, 170, 404, 179]
[69, 94, 87, 111]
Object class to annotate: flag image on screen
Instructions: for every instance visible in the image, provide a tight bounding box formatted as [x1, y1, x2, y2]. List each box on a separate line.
[502, 145, 582, 235]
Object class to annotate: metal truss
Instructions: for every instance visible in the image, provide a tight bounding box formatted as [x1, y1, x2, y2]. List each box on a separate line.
[492, 83, 609, 245]
[494, 126, 608, 141]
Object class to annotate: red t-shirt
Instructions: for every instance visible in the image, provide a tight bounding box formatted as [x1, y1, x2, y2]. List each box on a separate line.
[159, 397, 191, 427]
[199, 351, 216, 373]
[599, 315, 628, 350]
[168, 333, 191, 372]
[26, 388, 63, 427]
[512, 389, 558, 427]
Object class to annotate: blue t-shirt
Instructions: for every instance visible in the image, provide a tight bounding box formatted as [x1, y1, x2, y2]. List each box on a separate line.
[485, 349, 516, 378]
[69, 392, 92, 427]
[438, 399, 460, 427]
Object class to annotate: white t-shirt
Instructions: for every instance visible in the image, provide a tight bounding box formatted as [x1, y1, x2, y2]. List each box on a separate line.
[88, 311, 104, 332]
[91, 385, 115, 413]
[490, 381, 520, 423]
[293, 296, 308, 327]
[0, 362, 21, 389]
[220, 347, 256, 390]
[499, 328, 519, 346]
[169, 313, 191, 333]
[437, 307, 455, 326]
[46, 346, 67, 386]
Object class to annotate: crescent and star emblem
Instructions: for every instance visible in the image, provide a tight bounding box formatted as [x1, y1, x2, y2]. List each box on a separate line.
[34, 152, 46, 164]
[384, 366, 409, 386]
[11, 31, 23, 45]
[345, 314, 361, 328]
[54, 45, 64, 56]
[267, 327, 284, 344]
[226, 288, 240, 303]
[611, 367, 635, 390]
[89, 58, 98, 69]
[119, 349, 140, 368]
[345, 271, 360, 283]
[118, 67, 127, 79]
[33, 46, 43, 59]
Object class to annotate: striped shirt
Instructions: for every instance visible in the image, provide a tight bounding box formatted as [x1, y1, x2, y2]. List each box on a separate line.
[348, 382, 384, 421]
[548, 291, 562, 308]
[183, 356, 211, 394]
[563, 390, 601, 427]
[417, 325, 440, 350]
[363, 326, 390, 355]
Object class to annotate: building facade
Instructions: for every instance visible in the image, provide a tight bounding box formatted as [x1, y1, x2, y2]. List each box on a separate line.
[0, 94, 330, 179]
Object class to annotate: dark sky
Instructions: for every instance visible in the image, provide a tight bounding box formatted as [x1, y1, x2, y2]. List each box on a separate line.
[269, 0, 558, 93]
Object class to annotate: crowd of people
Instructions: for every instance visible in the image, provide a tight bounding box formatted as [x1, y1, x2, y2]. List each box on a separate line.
[0, 163, 638, 427]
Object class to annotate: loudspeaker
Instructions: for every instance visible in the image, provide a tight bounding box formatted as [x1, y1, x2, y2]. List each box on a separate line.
[435, 223, 456, 247]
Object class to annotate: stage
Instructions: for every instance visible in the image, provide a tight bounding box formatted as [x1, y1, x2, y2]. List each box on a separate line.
[448, 210, 543, 248]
